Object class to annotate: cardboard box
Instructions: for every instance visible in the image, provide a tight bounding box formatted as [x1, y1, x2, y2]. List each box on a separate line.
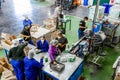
[0, 65, 4, 73]
[0, 44, 3, 50]
[0, 57, 13, 70]
[1, 40, 12, 50]
[114, 73, 120, 80]
[1, 70, 16, 80]
[43, 18, 56, 31]
[1, 33, 16, 41]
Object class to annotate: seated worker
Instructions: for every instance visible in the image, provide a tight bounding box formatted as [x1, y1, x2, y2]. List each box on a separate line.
[48, 40, 59, 64]
[55, 31, 68, 52]
[37, 36, 49, 53]
[20, 25, 34, 45]
[23, 16, 32, 28]
[24, 50, 44, 80]
[102, 19, 111, 27]
[8, 39, 28, 80]
[78, 17, 88, 39]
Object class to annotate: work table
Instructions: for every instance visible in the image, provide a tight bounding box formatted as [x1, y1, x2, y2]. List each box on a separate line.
[34, 52, 83, 80]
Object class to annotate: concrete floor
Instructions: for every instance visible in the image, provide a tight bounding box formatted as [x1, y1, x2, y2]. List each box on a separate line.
[0, 0, 88, 36]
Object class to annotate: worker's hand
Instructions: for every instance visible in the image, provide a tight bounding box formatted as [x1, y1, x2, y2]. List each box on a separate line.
[41, 56, 44, 59]
[25, 41, 28, 44]
[53, 61, 57, 65]
[26, 36, 30, 38]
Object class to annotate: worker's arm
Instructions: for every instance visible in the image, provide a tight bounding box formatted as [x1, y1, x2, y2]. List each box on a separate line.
[34, 58, 44, 69]
[19, 34, 30, 39]
[80, 26, 86, 28]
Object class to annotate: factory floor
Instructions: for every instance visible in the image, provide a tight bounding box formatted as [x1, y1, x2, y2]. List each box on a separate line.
[0, 0, 120, 80]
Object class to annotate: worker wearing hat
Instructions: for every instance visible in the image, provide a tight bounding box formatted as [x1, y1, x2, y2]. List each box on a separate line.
[36, 36, 49, 53]
[24, 49, 44, 80]
[23, 16, 32, 28]
[8, 39, 27, 80]
[48, 40, 59, 64]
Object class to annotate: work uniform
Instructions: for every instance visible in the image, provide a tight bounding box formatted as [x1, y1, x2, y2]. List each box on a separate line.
[78, 20, 86, 39]
[23, 19, 32, 28]
[56, 36, 68, 52]
[21, 28, 34, 45]
[48, 45, 58, 61]
[37, 40, 49, 53]
[24, 57, 44, 80]
[8, 44, 27, 80]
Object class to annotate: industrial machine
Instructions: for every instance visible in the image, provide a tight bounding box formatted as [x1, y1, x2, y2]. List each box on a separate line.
[101, 17, 120, 47]
[87, 31, 106, 68]
[69, 36, 89, 57]
[55, 0, 78, 10]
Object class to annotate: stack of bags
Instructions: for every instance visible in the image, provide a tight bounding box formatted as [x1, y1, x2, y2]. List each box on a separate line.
[0, 57, 16, 80]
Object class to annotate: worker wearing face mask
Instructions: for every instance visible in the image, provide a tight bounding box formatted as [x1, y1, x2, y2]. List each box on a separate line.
[36, 36, 49, 53]
[24, 50, 44, 80]
[23, 16, 33, 28]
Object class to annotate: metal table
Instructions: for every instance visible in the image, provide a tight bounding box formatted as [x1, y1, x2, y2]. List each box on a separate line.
[34, 53, 84, 80]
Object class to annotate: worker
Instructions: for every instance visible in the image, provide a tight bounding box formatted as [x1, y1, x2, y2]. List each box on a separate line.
[23, 16, 32, 28]
[54, 5, 62, 29]
[37, 36, 49, 53]
[102, 19, 110, 27]
[8, 39, 27, 80]
[24, 50, 44, 80]
[78, 17, 88, 39]
[48, 40, 59, 64]
[55, 31, 68, 52]
[20, 25, 34, 45]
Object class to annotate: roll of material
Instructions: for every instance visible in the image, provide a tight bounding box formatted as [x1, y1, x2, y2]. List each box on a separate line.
[95, 31, 106, 41]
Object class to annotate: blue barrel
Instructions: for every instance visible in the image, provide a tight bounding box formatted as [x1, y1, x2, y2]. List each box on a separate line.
[103, 3, 112, 14]
[93, 23, 102, 33]
[83, 0, 88, 6]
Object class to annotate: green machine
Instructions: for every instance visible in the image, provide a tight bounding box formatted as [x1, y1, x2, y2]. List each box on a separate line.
[93, 0, 110, 5]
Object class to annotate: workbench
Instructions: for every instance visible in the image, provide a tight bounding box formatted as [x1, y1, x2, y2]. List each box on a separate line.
[3, 43, 84, 80]
[34, 52, 84, 80]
